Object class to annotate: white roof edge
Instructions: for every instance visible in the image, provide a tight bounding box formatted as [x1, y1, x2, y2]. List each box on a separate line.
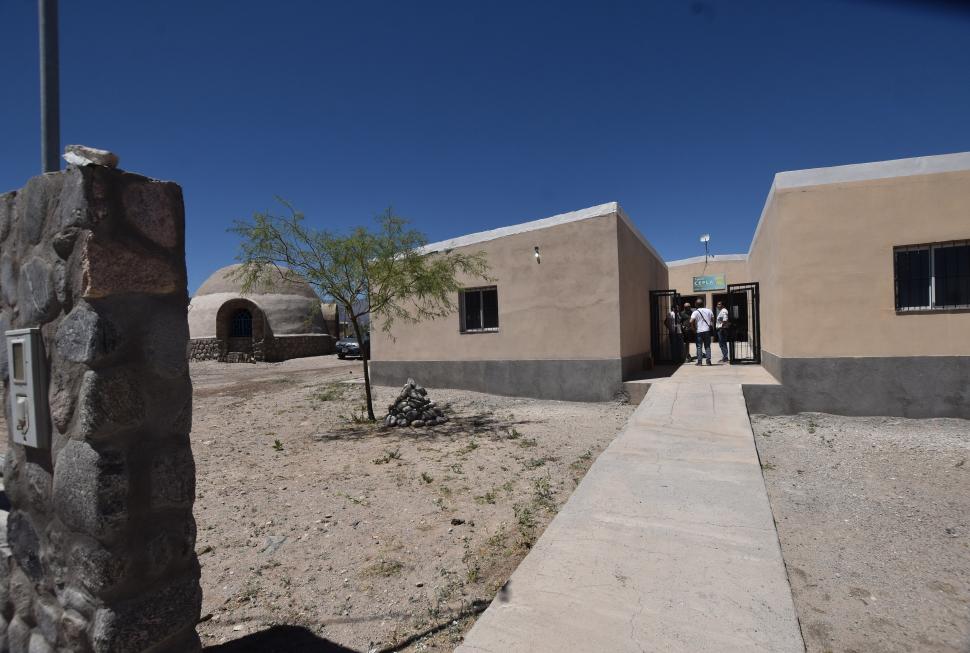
[747, 181, 777, 257]
[419, 202, 620, 253]
[666, 253, 748, 267]
[775, 151, 970, 190]
[614, 204, 667, 268]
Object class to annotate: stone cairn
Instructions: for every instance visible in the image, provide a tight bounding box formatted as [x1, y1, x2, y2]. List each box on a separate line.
[383, 379, 448, 427]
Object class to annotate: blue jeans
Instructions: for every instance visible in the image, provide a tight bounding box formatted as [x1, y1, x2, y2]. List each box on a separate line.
[717, 328, 731, 361]
[695, 332, 712, 363]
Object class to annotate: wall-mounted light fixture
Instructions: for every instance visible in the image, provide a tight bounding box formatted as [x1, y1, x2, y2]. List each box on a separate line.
[534, 246, 541, 264]
[699, 234, 711, 263]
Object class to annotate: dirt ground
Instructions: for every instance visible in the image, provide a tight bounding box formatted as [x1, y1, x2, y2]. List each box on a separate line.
[752, 412, 970, 653]
[190, 356, 634, 652]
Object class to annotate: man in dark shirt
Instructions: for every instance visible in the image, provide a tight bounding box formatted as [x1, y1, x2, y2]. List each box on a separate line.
[679, 302, 695, 363]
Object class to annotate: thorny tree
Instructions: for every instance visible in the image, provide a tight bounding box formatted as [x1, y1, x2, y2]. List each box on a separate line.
[231, 200, 490, 420]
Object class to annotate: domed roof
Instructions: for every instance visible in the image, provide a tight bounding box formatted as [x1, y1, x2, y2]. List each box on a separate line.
[195, 264, 319, 299]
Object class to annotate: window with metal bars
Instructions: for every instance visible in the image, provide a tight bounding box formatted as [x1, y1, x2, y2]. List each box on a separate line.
[894, 241, 970, 311]
[459, 286, 499, 333]
[230, 309, 253, 337]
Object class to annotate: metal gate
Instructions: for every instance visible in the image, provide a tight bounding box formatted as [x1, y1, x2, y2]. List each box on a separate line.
[727, 282, 760, 364]
[650, 289, 682, 365]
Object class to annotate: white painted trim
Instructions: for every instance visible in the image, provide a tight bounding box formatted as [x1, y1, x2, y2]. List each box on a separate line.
[615, 205, 667, 267]
[666, 253, 748, 267]
[775, 151, 970, 189]
[747, 182, 777, 257]
[419, 202, 620, 254]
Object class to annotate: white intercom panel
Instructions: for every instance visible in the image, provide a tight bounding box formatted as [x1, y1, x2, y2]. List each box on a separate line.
[5, 328, 50, 449]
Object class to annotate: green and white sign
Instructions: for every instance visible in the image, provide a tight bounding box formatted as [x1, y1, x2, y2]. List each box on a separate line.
[692, 274, 726, 292]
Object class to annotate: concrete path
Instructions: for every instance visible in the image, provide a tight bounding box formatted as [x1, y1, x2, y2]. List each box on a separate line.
[457, 374, 804, 653]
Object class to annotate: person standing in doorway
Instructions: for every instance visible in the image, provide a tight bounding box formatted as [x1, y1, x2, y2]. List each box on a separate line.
[716, 301, 732, 363]
[665, 305, 683, 363]
[680, 302, 695, 363]
[691, 298, 714, 366]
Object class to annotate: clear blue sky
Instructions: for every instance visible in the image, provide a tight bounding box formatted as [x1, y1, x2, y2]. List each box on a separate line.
[2, 0, 969, 293]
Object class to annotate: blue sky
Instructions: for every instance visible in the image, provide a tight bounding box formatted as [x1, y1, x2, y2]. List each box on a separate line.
[2, 0, 969, 293]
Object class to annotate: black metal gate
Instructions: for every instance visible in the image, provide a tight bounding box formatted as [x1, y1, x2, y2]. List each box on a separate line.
[650, 289, 682, 365]
[727, 282, 760, 364]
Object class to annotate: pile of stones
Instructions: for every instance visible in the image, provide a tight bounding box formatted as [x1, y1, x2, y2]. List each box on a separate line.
[384, 379, 448, 427]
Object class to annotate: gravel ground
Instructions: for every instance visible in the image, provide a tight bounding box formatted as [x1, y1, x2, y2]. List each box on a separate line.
[752, 412, 970, 653]
[190, 357, 634, 652]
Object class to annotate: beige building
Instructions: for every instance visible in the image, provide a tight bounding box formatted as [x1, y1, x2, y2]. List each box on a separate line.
[370, 203, 668, 401]
[372, 152, 970, 417]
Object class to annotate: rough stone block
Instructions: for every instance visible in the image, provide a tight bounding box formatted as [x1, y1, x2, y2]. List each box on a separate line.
[50, 227, 79, 261]
[0, 190, 16, 242]
[52, 441, 129, 542]
[54, 303, 120, 366]
[2, 255, 19, 307]
[146, 519, 196, 575]
[149, 446, 195, 510]
[48, 365, 79, 436]
[74, 370, 144, 439]
[8, 513, 43, 582]
[32, 598, 61, 646]
[120, 178, 181, 249]
[90, 575, 201, 653]
[19, 172, 64, 246]
[18, 257, 60, 325]
[27, 632, 54, 653]
[56, 166, 98, 231]
[70, 537, 131, 596]
[80, 237, 182, 300]
[8, 566, 33, 617]
[7, 616, 30, 653]
[24, 462, 52, 512]
[143, 311, 188, 379]
[55, 588, 95, 620]
[58, 609, 88, 652]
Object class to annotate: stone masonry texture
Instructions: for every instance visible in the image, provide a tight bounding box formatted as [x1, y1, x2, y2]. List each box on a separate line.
[0, 164, 201, 652]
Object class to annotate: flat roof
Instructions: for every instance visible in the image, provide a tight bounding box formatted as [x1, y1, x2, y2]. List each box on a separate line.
[666, 253, 748, 267]
[421, 201, 666, 265]
[775, 150, 970, 189]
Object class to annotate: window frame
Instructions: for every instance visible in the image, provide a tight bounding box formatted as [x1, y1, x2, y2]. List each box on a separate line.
[894, 240, 970, 312]
[459, 286, 499, 334]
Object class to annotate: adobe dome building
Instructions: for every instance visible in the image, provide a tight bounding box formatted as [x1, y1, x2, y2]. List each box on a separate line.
[188, 264, 335, 362]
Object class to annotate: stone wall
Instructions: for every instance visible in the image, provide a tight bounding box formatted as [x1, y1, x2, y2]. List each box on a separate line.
[266, 334, 334, 361]
[187, 337, 220, 361]
[187, 334, 334, 363]
[0, 162, 201, 651]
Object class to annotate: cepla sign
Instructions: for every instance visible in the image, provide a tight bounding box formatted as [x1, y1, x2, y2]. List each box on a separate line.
[692, 274, 726, 292]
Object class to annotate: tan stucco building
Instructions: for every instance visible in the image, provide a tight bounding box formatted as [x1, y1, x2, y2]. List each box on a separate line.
[370, 203, 668, 401]
[371, 152, 970, 417]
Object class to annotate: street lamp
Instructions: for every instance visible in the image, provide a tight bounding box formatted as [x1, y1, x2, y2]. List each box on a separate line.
[699, 234, 711, 263]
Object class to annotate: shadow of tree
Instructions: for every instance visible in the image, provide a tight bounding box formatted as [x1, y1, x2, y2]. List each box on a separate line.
[203, 625, 358, 653]
[313, 412, 539, 443]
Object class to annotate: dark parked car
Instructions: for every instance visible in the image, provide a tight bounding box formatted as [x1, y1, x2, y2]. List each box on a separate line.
[336, 336, 369, 359]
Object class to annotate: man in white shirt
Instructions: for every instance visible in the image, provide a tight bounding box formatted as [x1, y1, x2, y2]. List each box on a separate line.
[690, 298, 715, 366]
[715, 301, 731, 363]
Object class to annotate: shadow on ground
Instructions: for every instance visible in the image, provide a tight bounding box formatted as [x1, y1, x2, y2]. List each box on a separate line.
[203, 626, 358, 653]
[202, 598, 490, 653]
[314, 412, 539, 442]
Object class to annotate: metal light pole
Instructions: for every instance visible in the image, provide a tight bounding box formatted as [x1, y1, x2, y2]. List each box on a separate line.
[700, 233, 711, 264]
[39, 0, 60, 173]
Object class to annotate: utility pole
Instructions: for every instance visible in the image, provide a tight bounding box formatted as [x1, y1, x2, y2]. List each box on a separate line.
[39, 0, 60, 173]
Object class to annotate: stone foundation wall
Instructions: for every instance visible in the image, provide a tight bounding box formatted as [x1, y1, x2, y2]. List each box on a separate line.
[266, 334, 334, 361]
[0, 163, 201, 651]
[188, 337, 219, 361]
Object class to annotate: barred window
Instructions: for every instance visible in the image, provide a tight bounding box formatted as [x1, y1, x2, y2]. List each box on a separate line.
[459, 287, 499, 333]
[894, 241, 970, 311]
[230, 309, 253, 337]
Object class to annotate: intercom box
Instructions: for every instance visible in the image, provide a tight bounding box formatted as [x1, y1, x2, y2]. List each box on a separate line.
[5, 328, 50, 449]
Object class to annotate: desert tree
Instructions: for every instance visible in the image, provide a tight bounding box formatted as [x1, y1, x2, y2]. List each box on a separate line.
[231, 200, 490, 421]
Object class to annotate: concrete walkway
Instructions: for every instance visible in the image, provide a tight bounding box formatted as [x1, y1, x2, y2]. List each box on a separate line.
[457, 370, 804, 653]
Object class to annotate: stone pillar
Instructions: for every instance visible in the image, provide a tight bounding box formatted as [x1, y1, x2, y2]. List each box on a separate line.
[0, 159, 200, 652]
